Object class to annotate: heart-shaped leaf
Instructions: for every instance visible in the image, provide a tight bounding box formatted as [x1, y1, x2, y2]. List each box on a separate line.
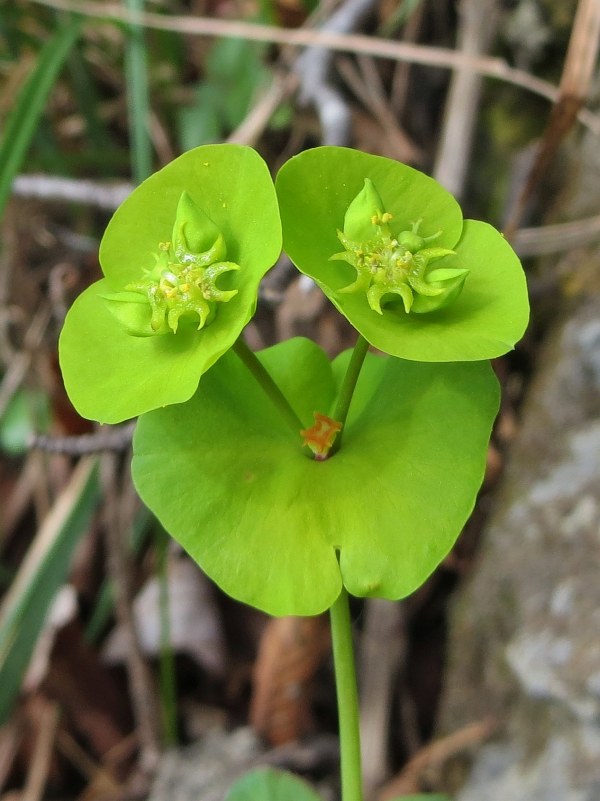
[276, 147, 528, 362]
[59, 144, 281, 423]
[132, 338, 499, 616]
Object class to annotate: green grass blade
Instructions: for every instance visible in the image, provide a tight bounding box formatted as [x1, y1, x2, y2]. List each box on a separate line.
[0, 458, 100, 723]
[0, 16, 81, 217]
[124, 0, 152, 183]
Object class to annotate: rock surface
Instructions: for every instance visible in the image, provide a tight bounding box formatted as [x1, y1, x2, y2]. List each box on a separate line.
[438, 293, 600, 801]
[147, 727, 264, 801]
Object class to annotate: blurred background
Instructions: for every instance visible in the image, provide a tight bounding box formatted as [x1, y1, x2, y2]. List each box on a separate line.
[1, 1, 600, 800]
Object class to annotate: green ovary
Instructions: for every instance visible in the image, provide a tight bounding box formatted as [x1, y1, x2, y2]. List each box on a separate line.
[123, 192, 240, 334]
[127, 237, 239, 333]
[331, 190, 469, 315]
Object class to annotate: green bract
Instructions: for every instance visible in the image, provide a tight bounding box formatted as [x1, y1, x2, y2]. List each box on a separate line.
[132, 338, 499, 617]
[276, 147, 529, 362]
[59, 144, 281, 423]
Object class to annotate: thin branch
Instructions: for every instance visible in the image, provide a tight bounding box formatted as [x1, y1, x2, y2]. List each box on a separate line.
[512, 212, 600, 256]
[359, 599, 405, 798]
[101, 453, 161, 776]
[27, 0, 600, 135]
[378, 717, 497, 800]
[21, 702, 61, 801]
[12, 174, 133, 209]
[504, 0, 600, 235]
[30, 423, 135, 455]
[0, 304, 52, 419]
[335, 54, 422, 162]
[434, 0, 501, 198]
[227, 72, 298, 147]
[294, 0, 379, 145]
[559, 0, 600, 99]
[12, 168, 600, 255]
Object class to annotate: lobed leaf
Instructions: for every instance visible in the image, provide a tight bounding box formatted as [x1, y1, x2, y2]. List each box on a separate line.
[132, 338, 499, 616]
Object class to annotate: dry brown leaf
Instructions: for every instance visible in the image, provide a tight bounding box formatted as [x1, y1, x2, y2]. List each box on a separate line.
[42, 621, 129, 759]
[250, 615, 330, 746]
[103, 555, 226, 677]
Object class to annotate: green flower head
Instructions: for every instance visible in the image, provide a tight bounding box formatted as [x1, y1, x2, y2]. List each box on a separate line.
[276, 147, 529, 362]
[59, 145, 281, 424]
[332, 178, 468, 315]
[114, 191, 239, 335]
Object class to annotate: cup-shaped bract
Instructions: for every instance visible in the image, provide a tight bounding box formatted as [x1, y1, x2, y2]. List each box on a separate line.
[59, 144, 282, 423]
[132, 338, 500, 617]
[276, 147, 529, 362]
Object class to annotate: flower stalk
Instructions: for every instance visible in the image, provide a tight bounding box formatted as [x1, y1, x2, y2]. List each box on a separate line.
[233, 337, 306, 438]
[330, 586, 363, 801]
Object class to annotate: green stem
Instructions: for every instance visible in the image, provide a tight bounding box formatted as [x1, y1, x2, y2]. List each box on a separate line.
[233, 337, 305, 437]
[331, 334, 370, 454]
[330, 586, 363, 801]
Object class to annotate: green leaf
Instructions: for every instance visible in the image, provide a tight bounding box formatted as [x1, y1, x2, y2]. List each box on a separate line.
[0, 17, 80, 217]
[276, 147, 529, 362]
[207, 38, 269, 130]
[225, 768, 323, 801]
[132, 338, 499, 616]
[59, 144, 281, 423]
[0, 459, 99, 723]
[179, 85, 222, 149]
[124, 0, 152, 183]
[178, 38, 269, 149]
[0, 388, 50, 455]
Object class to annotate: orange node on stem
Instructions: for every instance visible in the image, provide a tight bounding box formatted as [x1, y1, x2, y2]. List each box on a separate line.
[300, 412, 343, 459]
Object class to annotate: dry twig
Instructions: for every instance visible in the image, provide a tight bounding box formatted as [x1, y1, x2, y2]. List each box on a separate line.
[21, 701, 60, 801]
[101, 454, 161, 777]
[335, 55, 422, 162]
[12, 174, 133, 210]
[359, 599, 405, 799]
[434, 0, 501, 198]
[28, 0, 600, 136]
[30, 423, 135, 455]
[0, 305, 52, 420]
[378, 717, 497, 799]
[504, 0, 600, 235]
[294, 0, 378, 145]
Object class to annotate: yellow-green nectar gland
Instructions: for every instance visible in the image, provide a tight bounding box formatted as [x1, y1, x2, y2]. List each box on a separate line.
[331, 215, 457, 315]
[126, 235, 239, 333]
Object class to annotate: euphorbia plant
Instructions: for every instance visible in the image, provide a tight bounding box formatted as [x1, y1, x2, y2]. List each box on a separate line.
[59, 144, 281, 423]
[59, 143, 528, 801]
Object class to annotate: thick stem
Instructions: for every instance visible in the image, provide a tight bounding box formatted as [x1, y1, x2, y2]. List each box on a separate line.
[331, 334, 370, 454]
[330, 586, 363, 801]
[233, 337, 305, 437]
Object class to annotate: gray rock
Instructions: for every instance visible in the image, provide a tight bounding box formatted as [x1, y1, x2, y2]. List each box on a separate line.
[438, 295, 600, 801]
[148, 727, 264, 801]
